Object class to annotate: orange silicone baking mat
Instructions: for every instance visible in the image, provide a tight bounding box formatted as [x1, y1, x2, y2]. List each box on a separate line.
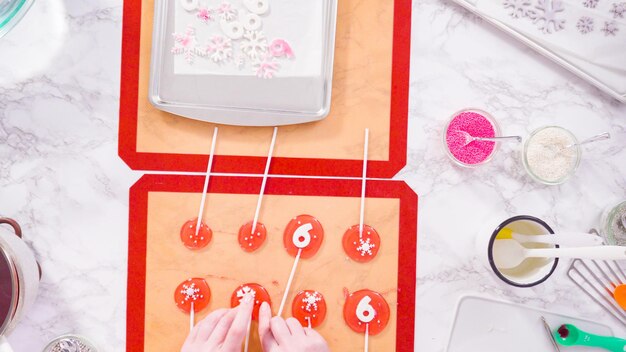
[127, 175, 417, 351]
[118, 0, 411, 178]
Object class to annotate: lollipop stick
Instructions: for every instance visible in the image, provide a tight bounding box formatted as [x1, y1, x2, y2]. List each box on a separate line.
[359, 129, 369, 237]
[190, 302, 195, 332]
[195, 127, 219, 237]
[277, 248, 302, 316]
[364, 323, 369, 352]
[252, 127, 278, 234]
[244, 317, 252, 352]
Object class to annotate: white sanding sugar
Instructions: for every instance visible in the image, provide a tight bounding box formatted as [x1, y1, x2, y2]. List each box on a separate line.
[525, 127, 579, 183]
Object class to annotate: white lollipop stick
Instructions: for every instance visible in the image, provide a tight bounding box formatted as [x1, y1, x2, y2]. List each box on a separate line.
[359, 129, 369, 237]
[278, 223, 313, 315]
[252, 127, 278, 234]
[364, 323, 369, 352]
[195, 127, 219, 237]
[278, 248, 301, 316]
[190, 302, 195, 332]
[244, 317, 252, 352]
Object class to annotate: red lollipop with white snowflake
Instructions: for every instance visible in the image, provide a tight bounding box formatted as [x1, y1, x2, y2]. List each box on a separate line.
[230, 283, 271, 320]
[292, 290, 327, 328]
[342, 225, 381, 263]
[174, 278, 211, 331]
[277, 215, 324, 316]
[343, 289, 390, 351]
[230, 283, 271, 352]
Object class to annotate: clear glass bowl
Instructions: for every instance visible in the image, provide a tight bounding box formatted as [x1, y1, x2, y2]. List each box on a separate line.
[0, 0, 34, 39]
[522, 126, 581, 185]
[600, 200, 626, 246]
[442, 108, 501, 168]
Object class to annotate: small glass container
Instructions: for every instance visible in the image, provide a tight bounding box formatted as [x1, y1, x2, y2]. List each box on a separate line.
[523, 126, 581, 185]
[442, 108, 501, 168]
[43, 335, 97, 352]
[0, 0, 34, 39]
[600, 200, 626, 246]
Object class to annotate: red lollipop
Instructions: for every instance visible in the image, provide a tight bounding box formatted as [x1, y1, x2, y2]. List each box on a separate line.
[238, 221, 267, 252]
[174, 278, 211, 314]
[180, 218, 212, 250]
[292, 290, 327, 328]
[342, 225, 381, 263]
[230, 283, 271, 321]
[283, 215, 324, 259]
[343, 289, 390, 335]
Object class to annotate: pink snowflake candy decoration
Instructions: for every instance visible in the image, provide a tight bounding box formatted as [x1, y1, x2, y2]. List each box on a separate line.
[255, 55, 279, 79]
[171, 25, 200, 64]
[197, 7, 214, 23]
[269, 39, 295, 59]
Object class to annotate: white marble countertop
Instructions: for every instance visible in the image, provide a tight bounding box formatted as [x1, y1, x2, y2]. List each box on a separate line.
[0, 0, 625, 351]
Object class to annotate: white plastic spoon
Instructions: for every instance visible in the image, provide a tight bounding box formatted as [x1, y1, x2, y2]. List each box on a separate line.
[504, 231, 604, 247]
[493, 240, 626, 270]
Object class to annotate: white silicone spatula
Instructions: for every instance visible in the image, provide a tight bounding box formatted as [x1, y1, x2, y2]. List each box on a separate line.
[494, 240, 626, 270]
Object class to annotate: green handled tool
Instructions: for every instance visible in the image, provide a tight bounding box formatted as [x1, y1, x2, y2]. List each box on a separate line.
[553, 324, 626, 351]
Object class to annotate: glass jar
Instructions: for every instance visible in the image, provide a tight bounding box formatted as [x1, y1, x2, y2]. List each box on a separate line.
[600, 200, 626, 246]
[0, 0, 34, 39]
[442, 108, 501, 168]
[522, 126, 581, 185]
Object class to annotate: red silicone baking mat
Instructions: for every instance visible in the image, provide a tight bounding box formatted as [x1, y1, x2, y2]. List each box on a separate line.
[118, 0, 411, 178]
[127, 174, 417, 351]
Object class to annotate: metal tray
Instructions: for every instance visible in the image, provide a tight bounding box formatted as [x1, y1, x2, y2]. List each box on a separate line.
[149, 0, 338, 126]
[451, 0, 626, 104]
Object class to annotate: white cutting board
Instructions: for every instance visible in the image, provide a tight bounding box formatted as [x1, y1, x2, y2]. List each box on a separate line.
[446, 295, 615, 352]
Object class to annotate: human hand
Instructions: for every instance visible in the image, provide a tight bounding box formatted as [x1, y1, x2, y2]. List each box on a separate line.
[181, 294, 254, 352]
[258, 302, 330, 352]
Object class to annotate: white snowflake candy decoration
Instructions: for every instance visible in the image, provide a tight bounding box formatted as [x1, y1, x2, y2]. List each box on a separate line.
[241, 30, 269, 60]
[205, 35, 233, 63]
[180, 282, 203, 303]
[301, 291, 323, 313]
[254, 55, 279, 79]
[529, 0, 566, 34]
[217, 2, 238, 21]
[356, 237, 377, 257]
[576, 16, 594, 33]
[610, 2, 626, 18]
[582, 0, 599, 7]
[172, 26, 201, 64]
[503, 0, 533, 18]
[601, 20, 620, 35]
[236, 285, 257, 303]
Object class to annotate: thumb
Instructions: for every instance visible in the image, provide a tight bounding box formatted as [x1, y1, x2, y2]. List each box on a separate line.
[258, 302, 279, 351]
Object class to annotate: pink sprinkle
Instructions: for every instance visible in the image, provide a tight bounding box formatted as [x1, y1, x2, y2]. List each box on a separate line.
[445, 111, 496, 165]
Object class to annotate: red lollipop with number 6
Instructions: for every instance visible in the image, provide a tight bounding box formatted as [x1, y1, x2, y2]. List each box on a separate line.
[343, 289, 390, 335]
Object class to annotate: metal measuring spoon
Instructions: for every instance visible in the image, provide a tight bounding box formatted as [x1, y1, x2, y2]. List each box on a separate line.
[564, 132, 610, 149]
[458, 130, 522, 146]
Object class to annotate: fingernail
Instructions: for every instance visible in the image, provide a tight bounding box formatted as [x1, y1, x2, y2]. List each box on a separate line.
[260, 301, 268, 311]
